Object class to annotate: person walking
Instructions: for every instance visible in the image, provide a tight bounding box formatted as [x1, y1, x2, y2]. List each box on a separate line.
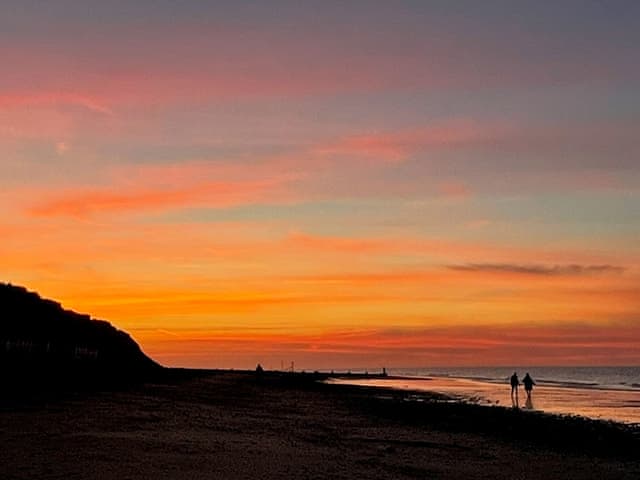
[522, 372, 535, 398]
[510, 372, 520, 407]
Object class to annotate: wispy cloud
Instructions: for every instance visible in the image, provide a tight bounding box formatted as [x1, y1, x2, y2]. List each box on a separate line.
[312, 120, 505, 163]
[0, 92, 113, 115]
[28, 178, 293, 217]
[448, 263, 625, 276]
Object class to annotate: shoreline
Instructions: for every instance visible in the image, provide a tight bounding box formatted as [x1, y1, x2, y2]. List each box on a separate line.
[328, 373, 640, 426]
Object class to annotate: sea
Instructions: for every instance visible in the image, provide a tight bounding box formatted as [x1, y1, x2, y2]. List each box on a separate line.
[332, 366, 640, 425]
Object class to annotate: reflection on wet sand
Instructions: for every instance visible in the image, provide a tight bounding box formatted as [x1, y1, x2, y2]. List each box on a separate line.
[330, 376, 640, 424]
[525, 395, 534, 410]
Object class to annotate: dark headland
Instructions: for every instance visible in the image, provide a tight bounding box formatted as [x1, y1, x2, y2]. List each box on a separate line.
[1, 282, 161, 391]
[1, 284, 638, 479]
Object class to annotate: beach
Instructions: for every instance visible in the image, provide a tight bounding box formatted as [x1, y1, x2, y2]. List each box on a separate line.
[1, 370, 638, 480]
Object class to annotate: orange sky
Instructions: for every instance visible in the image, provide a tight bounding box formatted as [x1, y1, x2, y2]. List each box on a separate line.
[2, 2, 639, 368]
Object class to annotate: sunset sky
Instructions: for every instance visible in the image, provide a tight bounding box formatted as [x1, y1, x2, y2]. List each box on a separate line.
[2, 1, 639, 369]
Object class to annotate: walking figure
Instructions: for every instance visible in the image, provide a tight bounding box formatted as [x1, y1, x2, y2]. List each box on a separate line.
[510, 372, 520, 407]
[522, 372, 535, 399]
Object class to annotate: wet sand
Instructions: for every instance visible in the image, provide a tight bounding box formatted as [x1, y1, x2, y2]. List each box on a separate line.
[1, 370, 638, 479]
[331, 376, 640, 424]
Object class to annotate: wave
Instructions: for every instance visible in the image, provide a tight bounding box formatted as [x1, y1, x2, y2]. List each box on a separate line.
[537, 379, 600, 388]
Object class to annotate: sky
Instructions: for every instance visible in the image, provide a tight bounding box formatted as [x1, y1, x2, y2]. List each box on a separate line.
[2, 1, 639, 369]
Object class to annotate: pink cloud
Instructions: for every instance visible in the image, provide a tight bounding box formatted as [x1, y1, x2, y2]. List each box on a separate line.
[312, 120, 508, 162]
[11, 114, 636, 221]
[0, 92, 113, 115]
[4, 17, 629, 112]
[282, 232, 629, 266]
[28, 177, 295, 217]
[437, 181, 472, 198]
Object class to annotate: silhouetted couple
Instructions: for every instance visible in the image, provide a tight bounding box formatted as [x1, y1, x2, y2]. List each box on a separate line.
[510, 372, 535, 408]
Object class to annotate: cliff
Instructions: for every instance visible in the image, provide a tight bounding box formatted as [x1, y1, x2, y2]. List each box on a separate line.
[0, 283, 162, 387]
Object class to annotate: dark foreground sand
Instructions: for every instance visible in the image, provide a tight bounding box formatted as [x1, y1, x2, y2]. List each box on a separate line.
[1, 370, 638, 480]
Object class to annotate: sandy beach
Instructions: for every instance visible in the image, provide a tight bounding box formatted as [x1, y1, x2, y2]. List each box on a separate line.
[1, 370, 638, 480]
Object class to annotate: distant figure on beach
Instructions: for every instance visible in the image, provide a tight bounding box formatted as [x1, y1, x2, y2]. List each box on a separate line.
[255, 363, 264, 380]
[510, 372, 520, 407]
[522, 373, 535, 398]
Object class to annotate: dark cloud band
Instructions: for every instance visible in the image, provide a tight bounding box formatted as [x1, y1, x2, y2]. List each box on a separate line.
[447, 263, 624, 276]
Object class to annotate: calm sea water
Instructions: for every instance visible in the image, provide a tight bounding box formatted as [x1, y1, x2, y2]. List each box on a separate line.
[393, 366, 640, 391]
[332, 366, 640, 424]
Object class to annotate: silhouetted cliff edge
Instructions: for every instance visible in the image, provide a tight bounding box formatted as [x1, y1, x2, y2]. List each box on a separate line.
[1, 283, 162, 387]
